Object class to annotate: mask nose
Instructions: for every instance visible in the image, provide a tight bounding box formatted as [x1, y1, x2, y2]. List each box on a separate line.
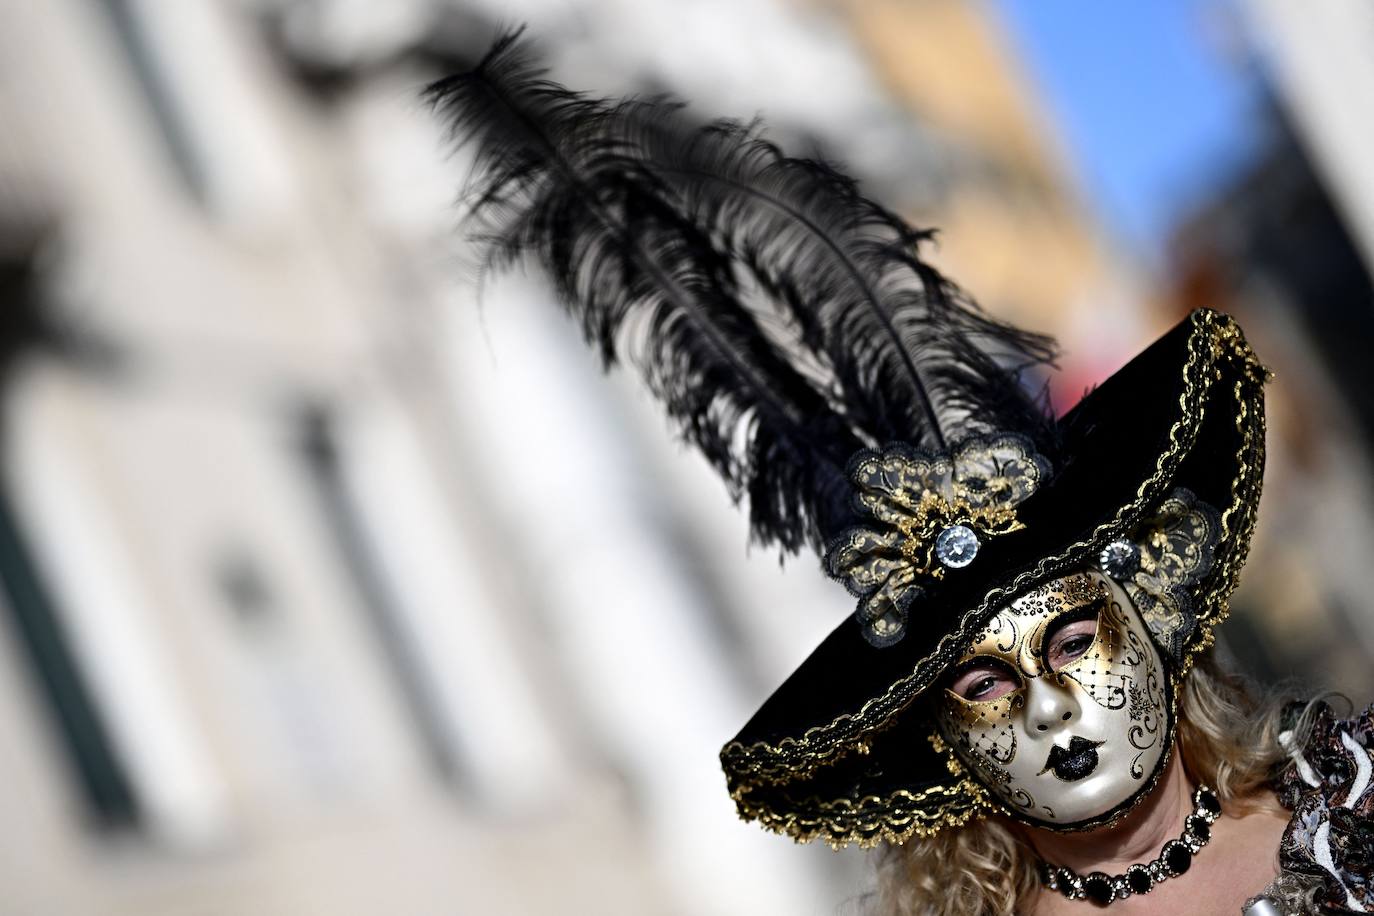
[1023, 674, 1080, 736]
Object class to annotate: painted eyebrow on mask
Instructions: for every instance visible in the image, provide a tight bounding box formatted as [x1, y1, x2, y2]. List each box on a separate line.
[945, 580, 1109, 691]
[1037, 594, 1106, 667]
[943, 654, 1021, 702]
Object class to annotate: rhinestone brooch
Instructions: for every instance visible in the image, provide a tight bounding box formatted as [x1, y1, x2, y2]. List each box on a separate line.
[934, 524, 979, 569]
[1098, 538, 1141, 579]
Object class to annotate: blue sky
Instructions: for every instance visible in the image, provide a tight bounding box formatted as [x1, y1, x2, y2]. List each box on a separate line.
[991, 0, 1265, 266]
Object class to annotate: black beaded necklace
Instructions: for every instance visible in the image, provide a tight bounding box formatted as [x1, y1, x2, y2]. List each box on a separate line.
[1038, 785, 1222, 907]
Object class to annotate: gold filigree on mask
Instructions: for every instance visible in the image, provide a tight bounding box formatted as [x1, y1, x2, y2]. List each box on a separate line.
[1004, 573, 1102, 621]
[936, 573, 1108, 768]
[942, 689, 1021, 767]
[950, 572, 1106, 678]
[827, 434, 1050, 647]
[1055, 591, 1135, 711]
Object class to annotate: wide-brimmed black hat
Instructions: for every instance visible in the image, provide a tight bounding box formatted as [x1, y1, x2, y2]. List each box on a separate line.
[721, 309, 1268, 846]
[427, 31, 1270, 851]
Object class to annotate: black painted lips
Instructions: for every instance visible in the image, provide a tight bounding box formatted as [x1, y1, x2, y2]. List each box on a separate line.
[1044, 736, 1103, 781]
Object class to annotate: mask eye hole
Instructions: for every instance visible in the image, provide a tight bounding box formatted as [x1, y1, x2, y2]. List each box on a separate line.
[1043, 601, 1103, 672]
[947, 658, 1020, 702]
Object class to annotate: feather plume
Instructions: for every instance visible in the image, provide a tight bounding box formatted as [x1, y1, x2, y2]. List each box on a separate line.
[424, 28, 1057, 553]
[618, 114, 1059, 455]
[425, 28, 858, 551]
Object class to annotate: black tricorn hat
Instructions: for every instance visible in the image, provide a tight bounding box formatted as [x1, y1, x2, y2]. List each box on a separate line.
[721, 310, 1268, 846]
[427, 31, 1270, 850]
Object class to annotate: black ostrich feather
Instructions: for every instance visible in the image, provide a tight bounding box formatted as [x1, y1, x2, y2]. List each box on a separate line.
[425, 28, 859, 551]
[424, 28, 1058, 553]
[620, 114, 1059, 456]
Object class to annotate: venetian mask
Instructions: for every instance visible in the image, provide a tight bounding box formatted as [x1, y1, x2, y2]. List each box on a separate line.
[935, 570, 1171, 829]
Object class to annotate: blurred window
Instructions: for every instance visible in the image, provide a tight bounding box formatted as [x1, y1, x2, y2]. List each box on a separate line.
[0, 245, 138, 829]
[295, 403, 467, 786]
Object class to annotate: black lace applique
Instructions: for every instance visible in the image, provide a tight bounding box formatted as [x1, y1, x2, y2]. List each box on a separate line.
[826, 434, 1050, 647]
[1098, 488, 1221, 665]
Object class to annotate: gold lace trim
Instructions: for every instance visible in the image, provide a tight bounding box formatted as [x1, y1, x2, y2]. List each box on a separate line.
[723, 310, 1269, 846]
[828, 435, 1049, 647]
[734, 778, 990, 849]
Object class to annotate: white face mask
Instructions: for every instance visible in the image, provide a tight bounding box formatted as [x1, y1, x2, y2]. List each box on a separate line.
[935, 571, 1170, 828]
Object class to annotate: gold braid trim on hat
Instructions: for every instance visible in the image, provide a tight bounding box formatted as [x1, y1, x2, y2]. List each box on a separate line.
[732, 778, 991, 850]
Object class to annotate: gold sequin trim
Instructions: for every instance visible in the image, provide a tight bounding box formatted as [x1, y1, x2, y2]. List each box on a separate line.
[732, 778, 991, 849]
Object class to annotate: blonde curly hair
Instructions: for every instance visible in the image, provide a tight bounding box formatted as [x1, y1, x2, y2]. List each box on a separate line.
[868, 649, 1318, 916]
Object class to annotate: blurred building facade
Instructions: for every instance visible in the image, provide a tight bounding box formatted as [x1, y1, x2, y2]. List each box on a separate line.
[0, 1, 721, 912]
[0, 2, 1371, 916]
[1247, 0, 1374, 279]
[832, 0, 1161, 403]
[1166, 4, 1374, 693]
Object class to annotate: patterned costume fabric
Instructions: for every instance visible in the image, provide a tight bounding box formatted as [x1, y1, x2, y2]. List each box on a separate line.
[1273, 702, 1374, 912]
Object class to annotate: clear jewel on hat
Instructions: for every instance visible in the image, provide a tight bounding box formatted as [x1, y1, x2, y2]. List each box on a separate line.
[1099, 538, 1141, 579]
[935, 524, 979, 569]
[827, 436, 1048, 648]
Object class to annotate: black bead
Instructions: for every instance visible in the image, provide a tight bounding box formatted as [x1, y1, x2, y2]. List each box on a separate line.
[1185, 814, 1210, 842]
[1197, 789, 1221, 816]
[1083, 873, 1116, 906]
[1125, 864, 1154, 895]
[1163, 840, 1193, 875]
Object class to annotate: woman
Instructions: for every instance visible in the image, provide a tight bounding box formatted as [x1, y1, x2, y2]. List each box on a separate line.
[876, 605, 1352, 914]
[428, 31, 1374, 914]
